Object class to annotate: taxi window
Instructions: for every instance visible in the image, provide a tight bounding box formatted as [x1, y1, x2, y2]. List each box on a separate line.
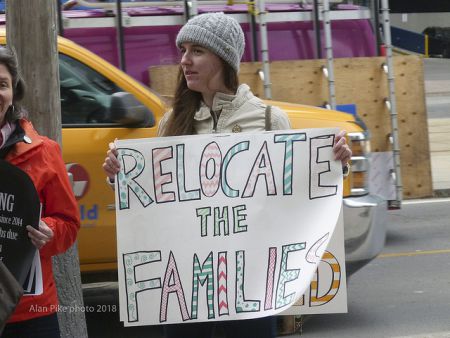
[59, 53, 123, 125]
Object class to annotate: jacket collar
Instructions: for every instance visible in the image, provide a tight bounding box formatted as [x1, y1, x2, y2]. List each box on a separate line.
[4, 119, 43, 162]
[194, 84, 252, 121]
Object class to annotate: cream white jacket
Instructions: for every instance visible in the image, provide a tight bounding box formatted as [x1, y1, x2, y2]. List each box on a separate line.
[158, 84, 291, 135]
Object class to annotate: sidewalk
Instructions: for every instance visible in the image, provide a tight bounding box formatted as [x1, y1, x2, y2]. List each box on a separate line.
[428, 118, 450, 194]
[425, 80, 450, 97]
[425, 79, 450, 195]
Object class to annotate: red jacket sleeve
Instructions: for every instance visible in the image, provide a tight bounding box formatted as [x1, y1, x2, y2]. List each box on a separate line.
[39, 140, 80, 257]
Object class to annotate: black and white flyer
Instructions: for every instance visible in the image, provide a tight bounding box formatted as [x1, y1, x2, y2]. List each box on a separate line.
[0, 159, 42, 295]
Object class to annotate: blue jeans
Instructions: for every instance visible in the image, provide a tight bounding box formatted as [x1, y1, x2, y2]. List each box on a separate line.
[1, 313, 60, 338]
[164, 316, 276, 338]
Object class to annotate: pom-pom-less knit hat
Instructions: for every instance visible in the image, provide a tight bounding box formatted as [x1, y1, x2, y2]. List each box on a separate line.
[176, 12, 245, 72]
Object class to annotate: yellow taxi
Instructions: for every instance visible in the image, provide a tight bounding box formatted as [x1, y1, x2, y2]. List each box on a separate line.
[2, 32, 385, 277]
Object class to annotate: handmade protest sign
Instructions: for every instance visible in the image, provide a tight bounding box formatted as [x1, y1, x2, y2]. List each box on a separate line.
[115, 128, 345, 326]
[0, 160, 40, 286]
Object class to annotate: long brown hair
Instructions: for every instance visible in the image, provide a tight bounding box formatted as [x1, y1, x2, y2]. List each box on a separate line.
[162, 59, 239, 136]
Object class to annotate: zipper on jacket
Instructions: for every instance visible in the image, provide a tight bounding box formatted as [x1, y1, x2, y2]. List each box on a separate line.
[210, 109, 219, 133]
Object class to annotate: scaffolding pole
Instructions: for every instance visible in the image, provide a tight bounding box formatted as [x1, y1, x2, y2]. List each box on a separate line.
[57, 0, 64, 36]
[184, 0, 198, 20]
[115, 0, 126, 71]
[312, 0, 322, 59]
[380, 0, 402, 207]
[371, 0, 383, 56]
[322, 0, 336, 109]
[249, 2, 259, 61]
[257, 0, 272, 99]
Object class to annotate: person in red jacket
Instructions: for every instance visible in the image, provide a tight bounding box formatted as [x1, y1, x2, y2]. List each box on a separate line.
[0, 47, 80, 338]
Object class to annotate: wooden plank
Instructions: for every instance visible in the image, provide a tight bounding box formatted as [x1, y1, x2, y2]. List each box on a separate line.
[392, 56, 431, 198]
[149, 65, 179, 97]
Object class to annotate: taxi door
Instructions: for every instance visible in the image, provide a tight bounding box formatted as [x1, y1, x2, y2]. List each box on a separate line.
[59, 52, 160, 273]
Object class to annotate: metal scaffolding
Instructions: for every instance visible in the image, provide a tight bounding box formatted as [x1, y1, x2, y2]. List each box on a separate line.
[322, 0, 337, 110]
[257, 0, 272, 99]
[380, 0, 402, 207]
[59, 0, 403, 206]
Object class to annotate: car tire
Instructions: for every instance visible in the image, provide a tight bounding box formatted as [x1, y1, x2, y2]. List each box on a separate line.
[443, 47, 450, 59]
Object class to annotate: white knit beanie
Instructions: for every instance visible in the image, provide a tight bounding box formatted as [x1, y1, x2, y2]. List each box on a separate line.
[176, 12, 245, 72]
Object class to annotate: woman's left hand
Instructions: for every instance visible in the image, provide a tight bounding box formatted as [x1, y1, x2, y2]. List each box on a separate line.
[26, 221, 54, 250]
[333, 130, 352, 166]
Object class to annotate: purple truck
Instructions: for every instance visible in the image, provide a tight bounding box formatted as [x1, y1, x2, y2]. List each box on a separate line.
[53, 3, 377, 85]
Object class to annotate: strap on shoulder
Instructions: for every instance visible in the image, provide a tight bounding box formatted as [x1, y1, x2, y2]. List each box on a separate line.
[265, 105, 272, 131]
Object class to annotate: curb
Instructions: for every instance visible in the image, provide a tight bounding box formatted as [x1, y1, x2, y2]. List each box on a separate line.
[425, 91, 450, 97]
[433, 189, 450, 198]
[426, 91, 450, 97]
[424, 80, 450, 97]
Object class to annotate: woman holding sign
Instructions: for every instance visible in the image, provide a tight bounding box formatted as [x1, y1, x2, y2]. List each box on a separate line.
[0, 47, 80, 338]
[103, 12, 351, 338]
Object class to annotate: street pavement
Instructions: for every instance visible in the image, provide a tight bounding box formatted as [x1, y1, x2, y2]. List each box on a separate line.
[284, 197, 450, 338]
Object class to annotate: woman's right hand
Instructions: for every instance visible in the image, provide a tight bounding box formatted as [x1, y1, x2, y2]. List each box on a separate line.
[102, 140, 120, 181]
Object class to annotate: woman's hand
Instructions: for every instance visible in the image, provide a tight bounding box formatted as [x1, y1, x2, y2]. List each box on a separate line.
[26, 221, 54, 250]
[333, 130, 352, 166]
[102, 140, 121, 181]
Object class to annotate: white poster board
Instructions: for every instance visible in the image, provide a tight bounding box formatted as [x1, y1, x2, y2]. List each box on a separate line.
[115, 128, 347, 326]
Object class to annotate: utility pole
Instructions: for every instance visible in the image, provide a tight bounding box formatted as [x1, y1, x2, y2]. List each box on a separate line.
[6, 1, 88, 337]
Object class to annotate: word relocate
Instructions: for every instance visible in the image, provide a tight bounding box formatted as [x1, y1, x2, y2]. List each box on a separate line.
[116, 133, 337, 209]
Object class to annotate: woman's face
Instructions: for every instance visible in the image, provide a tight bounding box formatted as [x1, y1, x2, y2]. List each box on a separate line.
[179, 42, 228, 97]
[0, 64, 13, 126]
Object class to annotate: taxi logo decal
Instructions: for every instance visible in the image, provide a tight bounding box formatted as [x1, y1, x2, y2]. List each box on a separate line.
[66, 163, 90, 200]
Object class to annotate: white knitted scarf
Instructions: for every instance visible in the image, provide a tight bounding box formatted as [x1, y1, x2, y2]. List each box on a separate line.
[0, 121, 16, 149]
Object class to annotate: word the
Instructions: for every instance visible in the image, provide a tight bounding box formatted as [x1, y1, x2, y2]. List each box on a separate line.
[196, 204, 248, 237]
